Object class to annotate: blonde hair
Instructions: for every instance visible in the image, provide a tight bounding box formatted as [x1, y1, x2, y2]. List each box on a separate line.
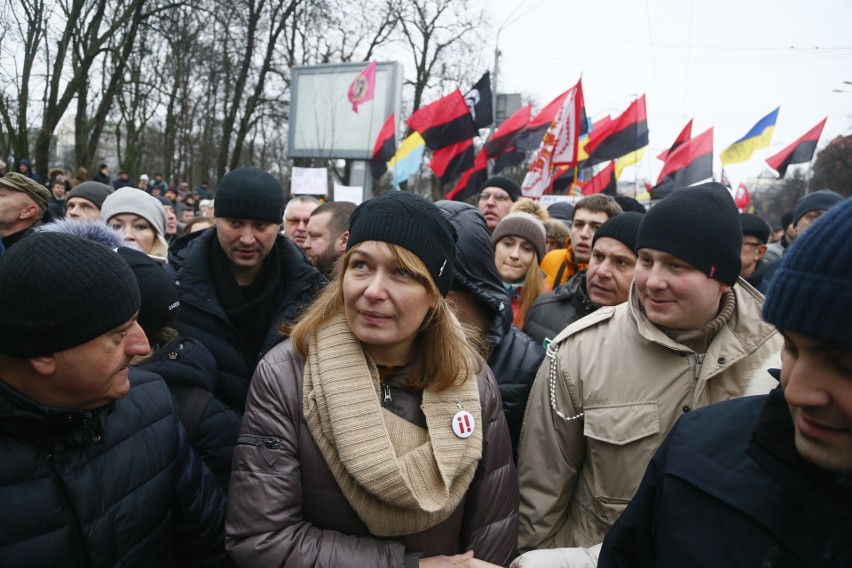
[290, 242, 482, 391]
[516, 260, 546, 327]
[147, 234, 169, 260]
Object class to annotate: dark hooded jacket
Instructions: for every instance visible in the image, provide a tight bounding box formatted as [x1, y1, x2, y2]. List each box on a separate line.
[167, 227, 324, 413]
[523, 270, 599, 348]
[435, 201, 545, 452]
[134, 337, 242, 493]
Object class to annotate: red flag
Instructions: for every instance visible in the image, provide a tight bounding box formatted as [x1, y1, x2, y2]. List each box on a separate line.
[348, 61, 376, 113]
[486, 104, 531, 157]
[406, 90, 478, 150]
[430, 139, 474, 184]
[446, 148, 488, 201]
[734, 182, 750, 212]
[766, 118, 827, 178]
[515, 89, 572, 151]
[584, 95, 649, 166]
[582, 161, 617, 196]
[657, 119, 693, 161]
[651, 127, 713, 200]
[370, 113, 396, 178]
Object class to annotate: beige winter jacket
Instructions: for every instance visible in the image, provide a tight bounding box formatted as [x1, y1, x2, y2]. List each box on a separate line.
[517, 278, 782, 553]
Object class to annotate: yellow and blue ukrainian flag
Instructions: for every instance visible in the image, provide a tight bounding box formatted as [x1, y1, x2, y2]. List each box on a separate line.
[388, 132, 425, 189]
[720, 107, 779, 165]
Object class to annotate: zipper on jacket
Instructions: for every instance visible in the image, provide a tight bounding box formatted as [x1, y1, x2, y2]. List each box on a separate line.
[237, 434, 281, 466]
[382, 384, 393, 407]
[692, 353, 705, 381]
[46, 450, 89, 567]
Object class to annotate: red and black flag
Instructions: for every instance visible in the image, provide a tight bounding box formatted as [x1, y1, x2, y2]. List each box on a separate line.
[657, 118, 693, 161]
[493, 146, 526, 174]
[584, 94, 649, 167]
[514, 90, 571, 151]
[582, 161, 617, 196]
[407, 90, 478, 150]
[551, 165, 576, 193]
[430, 139, 475, 185]
[464, 72, 493, 129]
[370, 113, 396, 178]
[766, 118, 827, 178]
[651, 127, 713, 200]
[445, 147, 488, 201]
[486, 104, 531, 157]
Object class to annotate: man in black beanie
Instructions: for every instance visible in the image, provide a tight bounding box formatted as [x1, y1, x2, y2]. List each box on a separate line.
[524, 211, 643, 347]
[739, 213, 772, 292]
[167, 166, 323, 416]
[0, 232, 228, 566]
[478, 175, 522, 233]
[516, 182, 783, 565]
[600, 194, 852, 568]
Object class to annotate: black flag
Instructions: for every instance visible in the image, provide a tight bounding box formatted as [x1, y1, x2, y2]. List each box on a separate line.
[464, 72, 493, 129]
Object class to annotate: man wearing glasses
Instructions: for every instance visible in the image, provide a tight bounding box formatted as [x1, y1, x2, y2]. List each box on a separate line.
[477, 176, 522, 233]
[739, 213, 772, 292]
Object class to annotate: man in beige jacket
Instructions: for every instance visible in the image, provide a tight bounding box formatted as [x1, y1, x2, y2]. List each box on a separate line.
[515, 183, 783, 567]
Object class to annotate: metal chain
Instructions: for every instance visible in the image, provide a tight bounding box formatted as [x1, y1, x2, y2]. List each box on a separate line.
[547, 343, 584, 422]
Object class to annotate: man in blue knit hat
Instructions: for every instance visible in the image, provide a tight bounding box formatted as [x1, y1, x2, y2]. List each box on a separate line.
[599, 196, 852, 567]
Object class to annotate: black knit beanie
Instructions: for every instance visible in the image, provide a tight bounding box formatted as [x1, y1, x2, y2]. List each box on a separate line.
[116, 247, 180, 340]
[0, 232, 141, 358]
[792, 189, 843, 226]
[492, 212, 547, 261]
[592, 211, 643, 252]
[214, 167, 285, 224]
[347, 191, 458, 296]
[764, 197, 852, 349]
[480, 176, 522, 202]
[740, 213, 771, 243]
[636, 182, 742, 286]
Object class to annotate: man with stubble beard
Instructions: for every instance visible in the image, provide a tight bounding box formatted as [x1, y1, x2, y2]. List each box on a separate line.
[167, 167, 323, 418]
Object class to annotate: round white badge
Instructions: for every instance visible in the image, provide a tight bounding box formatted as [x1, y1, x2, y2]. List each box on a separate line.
[452, 410, 476, 439]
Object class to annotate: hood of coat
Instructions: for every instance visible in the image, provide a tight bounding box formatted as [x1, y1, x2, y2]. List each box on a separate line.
[435, 200, 512, 346]
[133, 336, 218, 392]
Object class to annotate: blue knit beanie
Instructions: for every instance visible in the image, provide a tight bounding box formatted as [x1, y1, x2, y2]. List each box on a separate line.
[763, 196, 851, 349]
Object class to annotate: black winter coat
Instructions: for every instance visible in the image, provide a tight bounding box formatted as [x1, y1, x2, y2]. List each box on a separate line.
[600, 385, 852, 567]
[134, 337, 242, 492]
[0, 373, 228, 567]
[435, 201, 545, 452]
[167, 227, 324, 413]
[523, 270, 598, 348]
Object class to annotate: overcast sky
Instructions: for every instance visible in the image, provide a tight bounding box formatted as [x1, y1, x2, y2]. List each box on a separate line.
[479, 0, 852, 185]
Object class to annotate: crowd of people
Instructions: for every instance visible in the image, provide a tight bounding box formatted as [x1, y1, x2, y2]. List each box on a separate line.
[0, 158, 849, 567]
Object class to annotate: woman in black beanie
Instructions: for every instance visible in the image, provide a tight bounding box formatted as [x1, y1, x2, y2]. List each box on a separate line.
[226, 191, 518, 568]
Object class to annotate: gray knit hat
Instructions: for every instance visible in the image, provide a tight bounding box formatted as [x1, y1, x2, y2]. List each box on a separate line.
[67, 181, 114, 210]
[0, 232, 141, 357]
[0, 172, 51, 212]
[792, 189, 843, 226]
[492, 211, 547, 261]
[101, 187, 167, 237]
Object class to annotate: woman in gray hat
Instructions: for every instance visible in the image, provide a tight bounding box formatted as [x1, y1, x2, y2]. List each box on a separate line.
[101, 187, 169, 260]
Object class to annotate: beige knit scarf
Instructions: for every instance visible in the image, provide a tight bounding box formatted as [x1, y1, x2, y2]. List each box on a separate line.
[303, 314, 483, 536]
